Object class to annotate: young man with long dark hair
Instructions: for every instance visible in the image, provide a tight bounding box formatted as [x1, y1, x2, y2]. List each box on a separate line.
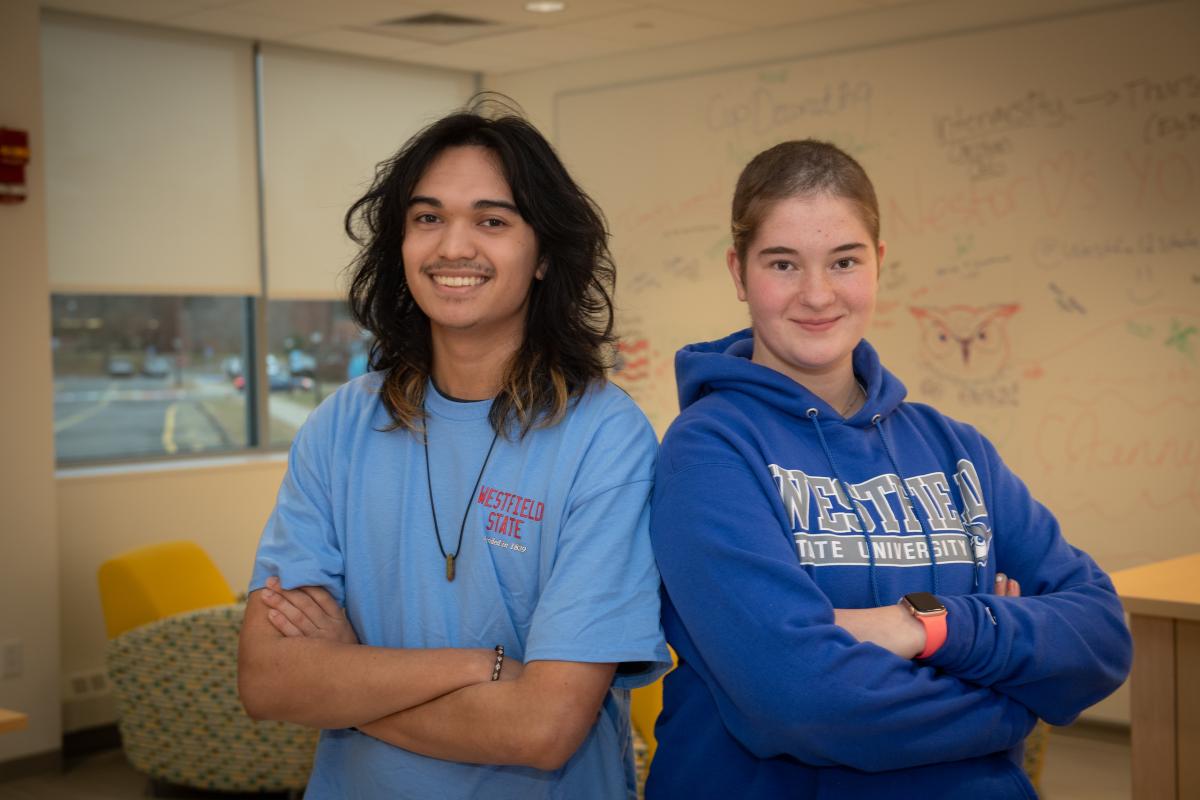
[238, 101, 669, 799]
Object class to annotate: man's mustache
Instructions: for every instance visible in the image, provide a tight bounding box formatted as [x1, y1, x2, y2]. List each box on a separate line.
[420, 260, 494, 277]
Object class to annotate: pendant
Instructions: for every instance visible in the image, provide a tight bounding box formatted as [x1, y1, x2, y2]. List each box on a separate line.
[446, 554, 456, 582]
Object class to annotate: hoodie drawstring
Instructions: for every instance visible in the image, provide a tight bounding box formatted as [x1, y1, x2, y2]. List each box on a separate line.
[805, 408, 944, 604]
[806, 408, 884, 607]
[871, 414, 940, 596]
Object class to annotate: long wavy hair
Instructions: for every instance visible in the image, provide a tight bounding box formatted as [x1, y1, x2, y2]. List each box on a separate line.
[345, 97, 616, 438]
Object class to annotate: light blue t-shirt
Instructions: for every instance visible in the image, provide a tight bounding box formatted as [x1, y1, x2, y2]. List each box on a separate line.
[250, 374, 671, 800]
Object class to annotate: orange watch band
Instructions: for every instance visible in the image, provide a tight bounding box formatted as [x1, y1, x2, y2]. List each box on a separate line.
[901, 592, 948, 659]
[915, 611, 947, 659]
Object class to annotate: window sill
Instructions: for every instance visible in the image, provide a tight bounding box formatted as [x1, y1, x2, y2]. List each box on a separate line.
[56, 450, 288, 482]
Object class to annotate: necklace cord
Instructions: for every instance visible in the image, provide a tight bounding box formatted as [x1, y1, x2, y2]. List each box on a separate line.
[424, 425, 502, 567]
[841, 380, 866, 417]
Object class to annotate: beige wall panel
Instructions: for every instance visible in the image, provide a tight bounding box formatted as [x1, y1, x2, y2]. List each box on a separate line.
[0, 0, 62, 764]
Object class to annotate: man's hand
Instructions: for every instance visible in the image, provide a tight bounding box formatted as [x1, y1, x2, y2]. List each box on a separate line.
[260, 577, 360, 645]
[493, 648, 526, 682]
[834, 575, 1023, 659]
[240, 581, 525, 728]
[259, 578, 525, 681]
[358, 659, 614, 770]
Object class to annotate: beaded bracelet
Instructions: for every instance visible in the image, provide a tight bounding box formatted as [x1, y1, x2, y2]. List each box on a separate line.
[490, 644, 505, 681]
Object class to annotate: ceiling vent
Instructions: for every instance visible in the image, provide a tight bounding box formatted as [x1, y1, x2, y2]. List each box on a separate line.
[357, 12, 526, 45]
[384, 12, 491, 28]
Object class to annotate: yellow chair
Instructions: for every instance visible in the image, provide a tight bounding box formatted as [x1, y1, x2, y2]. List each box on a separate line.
[630, 674, 665, 763]
[98, 541, 317, 794]
[107, 601, 318, 794]
[97, 540, 236, 639]
[630, 647, 676, 798]
[1024, 720, 1049, 793]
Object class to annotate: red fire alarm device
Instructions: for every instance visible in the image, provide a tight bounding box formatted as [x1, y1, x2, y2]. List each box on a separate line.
[0, 128, 31, 204]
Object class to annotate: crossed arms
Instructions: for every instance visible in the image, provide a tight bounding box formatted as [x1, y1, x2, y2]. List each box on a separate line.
[651, 455, 1130, 772]
[237, 579, 615, 771]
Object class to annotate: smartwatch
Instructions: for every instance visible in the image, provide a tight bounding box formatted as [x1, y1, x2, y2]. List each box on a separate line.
[900, 592, 948, 659]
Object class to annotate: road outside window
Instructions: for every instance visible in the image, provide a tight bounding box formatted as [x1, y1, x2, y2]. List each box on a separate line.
[52, 295, 249, 463]
[265, 299, 366, 447]
[52, 296, 369, 464]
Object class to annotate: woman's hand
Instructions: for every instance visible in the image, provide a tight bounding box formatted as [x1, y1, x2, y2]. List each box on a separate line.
[259, 576, 360, 645]
[834, 576, 1022, 659]
[834, 606, 925, 659]
[994, 572, 1021, 597]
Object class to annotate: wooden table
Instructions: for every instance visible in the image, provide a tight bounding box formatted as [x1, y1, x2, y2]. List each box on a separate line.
[0, 708, 28, 735]
[1112, 553, 1200, 800]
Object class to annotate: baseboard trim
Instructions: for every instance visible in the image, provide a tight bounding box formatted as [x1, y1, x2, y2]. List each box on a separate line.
[0, 749, 62, 783]
[62, 723, 121, 761]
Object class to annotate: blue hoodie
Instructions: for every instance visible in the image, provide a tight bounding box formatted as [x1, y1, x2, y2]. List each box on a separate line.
[647, 329, 1132, 800]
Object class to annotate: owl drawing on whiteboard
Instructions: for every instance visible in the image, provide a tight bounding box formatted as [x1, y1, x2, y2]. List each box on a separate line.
[909, 304, 1020, 383]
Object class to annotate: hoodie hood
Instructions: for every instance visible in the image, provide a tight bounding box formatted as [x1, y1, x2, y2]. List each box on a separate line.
[675, 328, 907, 423]
[651, 328, 1130, 799]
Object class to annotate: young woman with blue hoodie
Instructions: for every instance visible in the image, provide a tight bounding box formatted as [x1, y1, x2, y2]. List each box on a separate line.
[646, 140, 1132, 800]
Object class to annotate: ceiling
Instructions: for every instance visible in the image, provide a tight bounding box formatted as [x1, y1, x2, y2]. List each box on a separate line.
[40, 0, 941, 75]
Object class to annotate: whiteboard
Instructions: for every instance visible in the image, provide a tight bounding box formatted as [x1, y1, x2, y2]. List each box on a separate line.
[556, 0, 1200, 569]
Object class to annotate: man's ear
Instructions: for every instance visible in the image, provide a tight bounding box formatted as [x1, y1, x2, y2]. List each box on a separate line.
[726, 247, 748, 302]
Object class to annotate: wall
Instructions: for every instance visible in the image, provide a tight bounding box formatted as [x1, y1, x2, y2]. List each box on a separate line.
[0, 0, 62, 764]
[486, 0, 1194, 726]
[490, 0, 1136, 138]
[550, 0, 1199, 571]
[55, 457, 286, 730]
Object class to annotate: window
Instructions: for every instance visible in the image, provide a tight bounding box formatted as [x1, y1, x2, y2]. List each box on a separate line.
[51, 294, 249, 463]
[51, 295, 369, 463]
[265, 299, 366, 446]
[42, 16, 470, 464]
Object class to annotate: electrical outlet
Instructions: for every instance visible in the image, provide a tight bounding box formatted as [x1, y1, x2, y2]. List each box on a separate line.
[88, 672, 108, 693]
[1, 640, 21, 679]
[66, 669, 110, 698]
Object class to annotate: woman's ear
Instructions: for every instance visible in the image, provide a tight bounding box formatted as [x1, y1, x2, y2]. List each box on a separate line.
[726, 247, 748, 302]
[535, 257, 548, 280]
[875, 240, 887, 281]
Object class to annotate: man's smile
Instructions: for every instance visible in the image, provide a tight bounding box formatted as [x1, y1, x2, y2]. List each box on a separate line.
[431, 274, 489, 288]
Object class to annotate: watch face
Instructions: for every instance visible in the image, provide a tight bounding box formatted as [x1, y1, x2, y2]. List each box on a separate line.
[904, 592, 946, 614]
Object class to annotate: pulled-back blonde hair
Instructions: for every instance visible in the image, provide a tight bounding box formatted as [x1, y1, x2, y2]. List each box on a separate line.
[731, 139, 880, 267]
